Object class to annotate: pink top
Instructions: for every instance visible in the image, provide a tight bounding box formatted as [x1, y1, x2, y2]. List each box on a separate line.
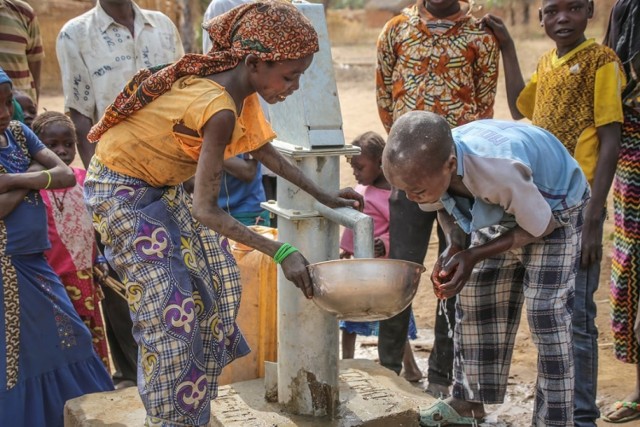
[340, 184, 390, 258]
[41, 167, 97, 275]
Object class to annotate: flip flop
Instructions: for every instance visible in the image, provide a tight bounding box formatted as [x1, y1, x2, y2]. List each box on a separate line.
[419, 399, 483, 426]
[602, 401, 640, 424]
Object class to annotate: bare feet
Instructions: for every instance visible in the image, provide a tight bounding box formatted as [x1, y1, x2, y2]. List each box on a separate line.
[445, 396, 486, 420]
[402, 341, 424, 382]
[603, 392, 640, 423]
[401, 369, 424, 383]
[424, 382, 451, 398]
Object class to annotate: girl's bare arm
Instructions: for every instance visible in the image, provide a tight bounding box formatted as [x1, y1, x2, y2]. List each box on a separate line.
[191, 110, 312, 297]
[0, 147, 75, 193]
[0, 161, 46, 219]
[251, 142, 363, 209]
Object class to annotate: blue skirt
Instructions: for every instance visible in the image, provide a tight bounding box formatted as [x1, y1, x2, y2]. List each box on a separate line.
[340, 310, 418, 340]
[0, 253, 113, 427]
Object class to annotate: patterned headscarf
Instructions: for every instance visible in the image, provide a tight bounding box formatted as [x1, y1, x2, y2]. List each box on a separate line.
[0, 68, 22, 122]
[88, 1, 319, 143]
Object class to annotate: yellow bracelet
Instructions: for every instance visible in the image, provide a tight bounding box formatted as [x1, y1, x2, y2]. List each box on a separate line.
[43, 170, 52, 190]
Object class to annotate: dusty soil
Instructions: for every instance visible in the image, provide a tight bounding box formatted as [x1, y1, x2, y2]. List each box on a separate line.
[39, 36, 636, 427]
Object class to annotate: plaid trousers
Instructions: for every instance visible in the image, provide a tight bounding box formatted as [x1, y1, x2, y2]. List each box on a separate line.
[452, 199, 585, 427]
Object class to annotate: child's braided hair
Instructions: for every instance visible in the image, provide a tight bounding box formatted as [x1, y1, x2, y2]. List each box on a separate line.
[352, 131, 386, 160]
[32, 111, 77, 142]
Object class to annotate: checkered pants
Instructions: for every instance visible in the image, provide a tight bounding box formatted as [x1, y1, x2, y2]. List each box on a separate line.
[451, 200, 585, 426]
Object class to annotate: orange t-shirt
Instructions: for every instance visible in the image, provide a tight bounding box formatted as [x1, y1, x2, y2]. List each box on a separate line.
[95, 75, 275, 187]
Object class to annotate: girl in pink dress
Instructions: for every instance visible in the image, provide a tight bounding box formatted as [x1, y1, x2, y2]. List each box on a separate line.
[34, 112, 110, 367]
[340, 131, 422, 381]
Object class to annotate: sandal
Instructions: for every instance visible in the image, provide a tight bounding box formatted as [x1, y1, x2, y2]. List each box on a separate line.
[419, 399, 483, 426]
[603, 401, 640, 424]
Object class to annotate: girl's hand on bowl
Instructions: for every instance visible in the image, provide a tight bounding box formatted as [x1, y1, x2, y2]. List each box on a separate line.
[281, 251, 313, 299]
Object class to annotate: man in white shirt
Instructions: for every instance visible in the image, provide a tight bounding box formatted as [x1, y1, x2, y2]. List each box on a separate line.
[56, 0, 184, 389]
[57, 0, 184, 167]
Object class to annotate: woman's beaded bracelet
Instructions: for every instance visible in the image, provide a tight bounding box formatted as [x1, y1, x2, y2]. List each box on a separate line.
[273, 243, 299, 264]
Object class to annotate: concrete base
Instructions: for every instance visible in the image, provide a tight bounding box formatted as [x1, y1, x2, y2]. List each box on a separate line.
[64, 359, 433, 426]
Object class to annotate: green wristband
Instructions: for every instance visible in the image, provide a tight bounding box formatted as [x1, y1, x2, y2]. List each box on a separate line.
[274, 243, 299, 264]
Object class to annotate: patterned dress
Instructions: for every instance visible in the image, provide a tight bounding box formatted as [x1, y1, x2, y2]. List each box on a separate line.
[41, 167, 109, 367]
[611, 108, 640, 364]
[606, 0, 640, 365]
[0, 122, 113, 427]
[84, 159, 249, 425]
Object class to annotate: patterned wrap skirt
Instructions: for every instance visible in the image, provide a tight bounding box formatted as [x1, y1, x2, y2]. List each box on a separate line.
[84, 158, 250, 426]
[611, 106, 640, 364]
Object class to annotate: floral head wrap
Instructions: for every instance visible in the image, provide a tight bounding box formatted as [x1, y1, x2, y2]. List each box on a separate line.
[88, 1, 319, 142]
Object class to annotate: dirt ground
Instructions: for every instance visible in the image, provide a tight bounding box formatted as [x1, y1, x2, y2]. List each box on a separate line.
[38, 35, 636, 427]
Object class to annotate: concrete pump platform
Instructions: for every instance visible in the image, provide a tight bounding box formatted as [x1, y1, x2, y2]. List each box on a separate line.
[64, 359, 433, 426]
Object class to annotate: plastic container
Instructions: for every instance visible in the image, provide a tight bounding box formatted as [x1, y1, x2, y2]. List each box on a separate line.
[218, 226, 278, 385]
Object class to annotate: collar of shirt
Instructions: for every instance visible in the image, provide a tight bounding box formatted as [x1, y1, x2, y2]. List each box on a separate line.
[413, 1, 469, 24]
[418, 144, 515, 233]
[551, 38, 596, 67]
[95, 1, 155, 35]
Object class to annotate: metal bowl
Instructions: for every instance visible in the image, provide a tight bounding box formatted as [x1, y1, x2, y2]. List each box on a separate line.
[307, 259, 426, 321]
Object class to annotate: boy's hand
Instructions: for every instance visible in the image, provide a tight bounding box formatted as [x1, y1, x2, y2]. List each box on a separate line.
[580, 211, 604, 268]
[339, 250, 352, 259]
[374, 238, 386, 258]
[321, 188, 364, 211]
[431, 244, 462, 299]
[281, 251, 314, 299]
[480, 14, 514, 49]
[434, 247, 478, 299]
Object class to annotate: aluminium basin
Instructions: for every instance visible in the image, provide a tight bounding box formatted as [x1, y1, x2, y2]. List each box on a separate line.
[307, 258, 425, 321]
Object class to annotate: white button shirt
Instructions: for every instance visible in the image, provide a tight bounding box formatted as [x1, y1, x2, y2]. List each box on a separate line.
[57, 2, 184, 123]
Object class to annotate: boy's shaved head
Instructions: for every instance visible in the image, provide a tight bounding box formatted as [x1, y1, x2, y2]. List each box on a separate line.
[382, 111, 456, 205]
[383, 111, 453, 175]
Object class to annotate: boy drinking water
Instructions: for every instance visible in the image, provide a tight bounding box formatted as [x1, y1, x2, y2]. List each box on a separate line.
[376, 0, 500, 397]
[384, 111, 589, 426]
[483, 1, 625, 424]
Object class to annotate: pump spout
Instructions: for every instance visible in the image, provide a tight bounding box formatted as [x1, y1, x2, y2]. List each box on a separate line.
[312, 202, 374, 259]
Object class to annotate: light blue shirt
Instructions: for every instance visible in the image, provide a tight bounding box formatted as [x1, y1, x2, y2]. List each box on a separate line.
[420, 120, 589, 237]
